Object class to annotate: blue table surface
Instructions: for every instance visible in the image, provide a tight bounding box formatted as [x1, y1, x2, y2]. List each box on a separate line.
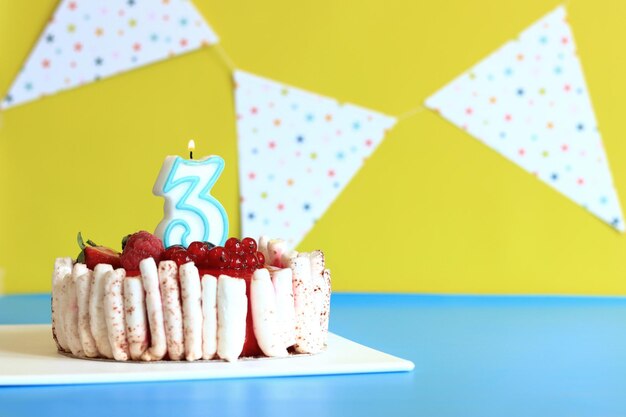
[1, 293, 626, 417]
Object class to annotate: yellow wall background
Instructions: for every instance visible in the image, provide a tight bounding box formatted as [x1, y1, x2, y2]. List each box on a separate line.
[1, 0, 626, 295]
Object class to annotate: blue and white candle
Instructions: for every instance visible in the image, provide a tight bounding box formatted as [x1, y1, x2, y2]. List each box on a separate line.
[153, 140, 229, 248]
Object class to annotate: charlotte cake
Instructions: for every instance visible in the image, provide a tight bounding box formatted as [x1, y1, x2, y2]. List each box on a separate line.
[51, 232, 331, 362]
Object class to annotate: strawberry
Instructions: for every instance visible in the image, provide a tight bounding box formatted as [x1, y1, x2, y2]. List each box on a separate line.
[84, 246, 122, 269]
[76, 232, 121, 270]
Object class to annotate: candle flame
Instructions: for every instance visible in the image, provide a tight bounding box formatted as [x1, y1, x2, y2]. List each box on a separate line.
[188, 139, 196, 151]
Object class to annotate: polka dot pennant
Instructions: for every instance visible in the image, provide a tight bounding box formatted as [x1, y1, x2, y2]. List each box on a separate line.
[234, 70, 397, 247]
[1, 0, 218, 110]
[425, 6, 624, 232]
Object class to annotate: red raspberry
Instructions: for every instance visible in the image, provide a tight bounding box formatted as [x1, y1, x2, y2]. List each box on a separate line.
[120, 231, 165, 271]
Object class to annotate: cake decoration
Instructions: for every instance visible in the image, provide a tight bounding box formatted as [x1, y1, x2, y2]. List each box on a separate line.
[153, 140, 229, 248]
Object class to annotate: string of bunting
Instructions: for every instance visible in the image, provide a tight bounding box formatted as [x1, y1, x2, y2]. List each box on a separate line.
[0, 1, 621, 246]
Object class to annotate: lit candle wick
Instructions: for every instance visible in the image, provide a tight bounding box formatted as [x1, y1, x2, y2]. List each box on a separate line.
[188, 139, 196, 160]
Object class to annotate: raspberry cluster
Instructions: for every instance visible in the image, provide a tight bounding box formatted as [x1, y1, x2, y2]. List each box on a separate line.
[120, 231, 165, 271]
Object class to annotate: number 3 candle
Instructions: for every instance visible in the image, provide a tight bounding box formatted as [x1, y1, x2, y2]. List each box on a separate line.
[153, 140, 229, 248]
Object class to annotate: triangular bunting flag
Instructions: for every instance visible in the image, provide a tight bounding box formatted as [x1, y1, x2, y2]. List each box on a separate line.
[234, 70, 397, 247]
[2, 0, 218, 110]
[425, 6, 624, 231]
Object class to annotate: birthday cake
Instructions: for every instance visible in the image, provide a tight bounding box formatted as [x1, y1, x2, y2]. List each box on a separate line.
[51, 149, 331, 362]
[51, 233, 331, 362]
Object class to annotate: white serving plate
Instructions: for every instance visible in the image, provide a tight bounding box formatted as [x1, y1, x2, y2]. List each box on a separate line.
[0, 325, 414, 386]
